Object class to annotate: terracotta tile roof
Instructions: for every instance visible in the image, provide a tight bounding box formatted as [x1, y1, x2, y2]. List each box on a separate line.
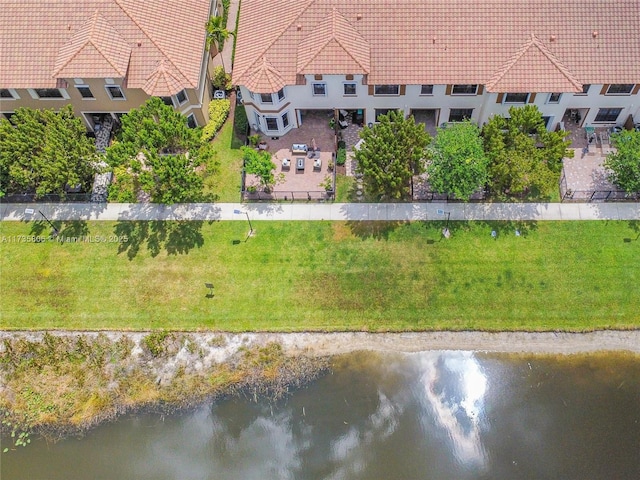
[53, 11, 132, 79]
[486, 34, 582, 93]
[244, 57, 286, 93]
[0, 0, 211, 95]
[296, 8, 370, 75]
[233, 0, 640, 93]
[143, 60, 188, 97]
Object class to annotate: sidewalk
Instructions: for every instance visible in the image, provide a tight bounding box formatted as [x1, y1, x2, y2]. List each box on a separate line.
[1, 202, 639, 222]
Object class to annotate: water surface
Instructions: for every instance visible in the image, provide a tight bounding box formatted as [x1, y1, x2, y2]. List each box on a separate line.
[3, 351, 640, 479]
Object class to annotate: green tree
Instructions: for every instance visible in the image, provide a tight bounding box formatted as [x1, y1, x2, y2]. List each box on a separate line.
[106, 98, 214, 203]
[242, 147, 276, 192]
[482, 105, 572, 198]
[605, 130, 640, 194]
[206, 16, 231, 71]
[426, 120, 488, 200]
[0, 105, 98, 198]
[355, 110, 430, 200]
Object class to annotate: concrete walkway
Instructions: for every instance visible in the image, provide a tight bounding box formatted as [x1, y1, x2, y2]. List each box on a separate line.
[1, 202, 639, 222]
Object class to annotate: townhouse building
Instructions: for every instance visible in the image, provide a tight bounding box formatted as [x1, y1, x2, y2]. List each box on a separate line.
[0, 0, 220, 133]
[233, 0, 640, 138]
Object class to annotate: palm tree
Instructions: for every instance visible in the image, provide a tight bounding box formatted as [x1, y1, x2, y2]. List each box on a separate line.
[206, 16, 230, 71]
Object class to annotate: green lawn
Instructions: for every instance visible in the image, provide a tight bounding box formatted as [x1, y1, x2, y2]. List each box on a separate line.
[203, 119, 244, 202]
[1, 220, 638, 331]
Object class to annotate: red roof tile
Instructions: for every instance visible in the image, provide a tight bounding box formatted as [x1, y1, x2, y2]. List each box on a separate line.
[0, 0, 211, 95]
[234, 0, 640, 92]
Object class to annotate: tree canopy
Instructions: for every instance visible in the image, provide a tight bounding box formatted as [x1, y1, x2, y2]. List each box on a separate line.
[105, 97, 215, 204]
[242, 147, 276, 192]
[355, 110, 431, 200]
[482, 105, 572, 198]
[605, 130, 640, 194]
[426, 120, 488, 200]
[0, 105, 98, 198]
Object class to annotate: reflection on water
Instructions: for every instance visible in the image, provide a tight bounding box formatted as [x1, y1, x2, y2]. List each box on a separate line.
[417, 352, 488, 471]
[3, 351, 640, 480]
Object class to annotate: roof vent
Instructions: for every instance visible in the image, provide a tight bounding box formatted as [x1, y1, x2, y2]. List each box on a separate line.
[297, 24, 302, 31]
[67, 24, 72, 30]
[592, 30, 598, 38]
[356, 13, 362, 20]
[137, 41, 142, 47]
[550, 35, 556, 42]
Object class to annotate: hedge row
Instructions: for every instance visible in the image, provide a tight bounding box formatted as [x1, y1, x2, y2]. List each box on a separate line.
[201, 99, 231, 142]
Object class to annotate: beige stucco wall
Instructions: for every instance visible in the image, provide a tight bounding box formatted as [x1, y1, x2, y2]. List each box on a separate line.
[1, 77, 208, 130]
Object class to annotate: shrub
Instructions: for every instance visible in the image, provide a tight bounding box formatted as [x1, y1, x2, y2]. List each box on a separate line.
[336, 147, 347, 166]
[212, 66, 232, 91]
[201, 99, 231, 142]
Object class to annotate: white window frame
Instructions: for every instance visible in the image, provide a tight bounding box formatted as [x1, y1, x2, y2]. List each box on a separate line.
[265, 116, 279, 131]
[28, 88, 69, 100]
[175, 89, 188, 106]
[420, 85, 434, 95]
[575, 84, 590, 96]
[105, 85, 126, 100]
[186, 113, 198, 128]
[593, 108, 622, 123]
[547, 93, 562, 104]
[504, 93, 529, 104]
[312, 83, 327, 96]
[259, 93, 273, 104]
[276, 88, 285, 102]
[605, 84, 634, 95]
[76, 85, 95, 100]
[343, 83, 357, 96]
[281, 111, 290, 129]
[374, 85, 400, 96]
[0, 88, 20, 100]
[448, 108, 474, 122]
[451, 84, 479, 95]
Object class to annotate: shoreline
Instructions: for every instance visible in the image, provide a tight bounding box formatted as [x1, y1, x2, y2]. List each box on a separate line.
[1, 329, 639, 445]
[2, 329, 640, 356]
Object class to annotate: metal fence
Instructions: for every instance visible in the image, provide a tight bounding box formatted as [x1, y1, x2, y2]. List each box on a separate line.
[242, 190, 334, 202]
[559, 172, 638, 202]
[1, 193, 94, 203]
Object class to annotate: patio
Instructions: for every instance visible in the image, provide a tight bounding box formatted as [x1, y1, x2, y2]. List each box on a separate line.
[244, 110, 337, 198]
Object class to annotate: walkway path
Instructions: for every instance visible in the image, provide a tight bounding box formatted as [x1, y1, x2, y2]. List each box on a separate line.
[1, 202, 638, 222]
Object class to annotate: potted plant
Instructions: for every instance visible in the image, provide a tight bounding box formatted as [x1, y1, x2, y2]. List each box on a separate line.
[248, 134, 261, 148]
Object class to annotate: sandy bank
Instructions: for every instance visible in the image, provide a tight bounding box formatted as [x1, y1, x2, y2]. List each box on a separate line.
[2, 330, 639, 358]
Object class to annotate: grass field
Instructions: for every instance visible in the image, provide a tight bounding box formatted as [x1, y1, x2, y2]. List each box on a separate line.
[1, 220, 638, 331]
[203, 120, 244, 203]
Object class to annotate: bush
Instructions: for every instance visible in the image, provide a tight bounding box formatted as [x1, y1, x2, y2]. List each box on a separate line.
[212, 66, 232, 91]
[201, 99, 231, 142]
[336, 147, 347, 166]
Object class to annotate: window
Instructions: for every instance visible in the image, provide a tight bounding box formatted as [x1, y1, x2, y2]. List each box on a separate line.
[76, 85, 94, 99]
[281, 112, 289, 129]
[451, 84, 478, 95]
[420, 85, 434, 95]
[606, 84, 634, 95]
[2, 112, 15, 123]
[0, 89, 18, 100]
[159, 96, 174, 106]
[186, 113, 197, 128]
[374, 85, 399, 95]
[374, 108, 394, 121]
[548, 93, 562, 103]
[448, 108, 473, 122]
[312, 83, 326, 96]
[577, 84, 590, 95]
[260, 93, 273, 104]
[504, 93, 529, 103]
[343, 83, 356, 95]
[176, 89, 188, 105]
[105, 85, 125, 100]
[265, 117, 278, 131]
[277, 88, 285, 101]
[34, 88, 64, 99]
[594, 108, 622, 123]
